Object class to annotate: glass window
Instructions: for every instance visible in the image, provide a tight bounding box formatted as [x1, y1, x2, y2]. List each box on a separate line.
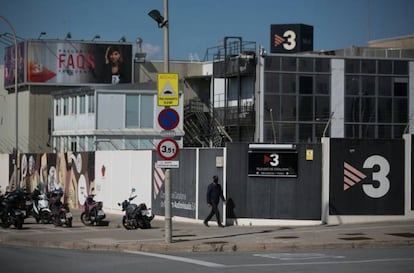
[361, 125, 375, 138]
[315, 58, 330, 72]
[278, 123, 296, 142]
[378, 60, 392, 74]
[140, 95, 153, 128]
[126, 95, 139, 127]
[280, 95, 296, 121]
[264, 94, 280, 121]
[361, 60, 376, 74]
[281, 74, 296, 93]
[264, 72, 280, 94]
[315, 75, 330, 94]
[63, 97, 69, 115]
[378, 98, 392, 123]
[393, 60, 408, 75]
[345, 97, 360, 122]
[345, 124, 359, 138]
[345, 59, 360, 74]
[79, 95, 86, 114]
[315, 96, 330, 120]
[298, 58, 313, 72]
[378, 125, 392, 139]
[299, 123, 313, 142]
[361, 97, 375, 122]
[281, 57, 296, 71]
[55, 98, 61, 116]
[394, 81, 407, 97]
[88, 94, 95, 113]
[378, 77, 392, 96]
[361, 76, 375, 95]
[265, 56, 280, 71]
[87, 137, 94, 151]
[299, 96, 313, 121]
[345, 76, 359, 95]
[393, 98, 407, 123]
[299, 75, 313, 94]
[71, 96, 77, 114]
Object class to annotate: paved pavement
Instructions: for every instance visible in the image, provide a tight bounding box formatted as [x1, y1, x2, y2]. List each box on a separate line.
[1, 210, 414, 253]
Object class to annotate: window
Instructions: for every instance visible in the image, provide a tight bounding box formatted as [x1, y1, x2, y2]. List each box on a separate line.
[79, 95, 86, 114]
[63, 97, 69, 115]
[299, 75, 313, 94]
[125, 94, 154, 128]
[87, 94, 95, 113]
[55, 98, 61, 116]
[71, 96, 77, 114]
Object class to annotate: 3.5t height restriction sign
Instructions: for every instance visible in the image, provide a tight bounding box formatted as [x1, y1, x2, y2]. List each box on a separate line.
[157, 138, 179, 160]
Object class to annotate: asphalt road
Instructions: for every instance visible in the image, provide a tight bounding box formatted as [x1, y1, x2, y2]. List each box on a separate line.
[1, 245, 414, 273]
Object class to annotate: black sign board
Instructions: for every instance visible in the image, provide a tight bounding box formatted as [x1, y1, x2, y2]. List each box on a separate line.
[248, 150, 298, 177]
[270, 24, 313, 53]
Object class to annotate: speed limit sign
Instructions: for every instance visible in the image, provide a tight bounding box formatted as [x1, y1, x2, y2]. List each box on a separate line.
[157, 138, 179, 160]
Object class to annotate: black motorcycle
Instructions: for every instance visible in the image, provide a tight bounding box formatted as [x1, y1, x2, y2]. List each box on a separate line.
[48, 188, 73, 228]
[118, 188, 154, 230]
[0, 188, 27, 229]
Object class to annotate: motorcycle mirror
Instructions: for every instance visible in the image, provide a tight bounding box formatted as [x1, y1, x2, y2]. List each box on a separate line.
[131, 188, 136, 193]
[117, 202, 121, 206]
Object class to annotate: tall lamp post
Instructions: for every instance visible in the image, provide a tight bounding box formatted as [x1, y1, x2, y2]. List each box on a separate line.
[148, 0, 171, 243]
[0, 16, 19, 189]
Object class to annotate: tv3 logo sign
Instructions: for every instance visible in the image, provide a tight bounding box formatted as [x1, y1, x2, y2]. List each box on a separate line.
[274, 30, 296, 50]
[343, 155, 390, 198]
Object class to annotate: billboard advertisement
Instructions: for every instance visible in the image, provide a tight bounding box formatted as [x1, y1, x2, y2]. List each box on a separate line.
[26, 40, 132, 85]
[4, 41, 25, 88]
[329, 139, 404, 215]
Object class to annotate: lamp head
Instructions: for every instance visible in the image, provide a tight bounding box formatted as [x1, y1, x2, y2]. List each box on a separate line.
[148, 9, 167, 28]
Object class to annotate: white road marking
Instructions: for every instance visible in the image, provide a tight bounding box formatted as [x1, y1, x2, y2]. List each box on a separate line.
[123, 250, 225, 268]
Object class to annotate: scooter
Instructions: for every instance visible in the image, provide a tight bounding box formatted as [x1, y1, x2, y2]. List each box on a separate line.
[48, 188, 73, 228]
[118, 188, 154, 230]
[0, 188, 26, 229]
[80, 190, 106, 226]
[31, 188, 52, 224]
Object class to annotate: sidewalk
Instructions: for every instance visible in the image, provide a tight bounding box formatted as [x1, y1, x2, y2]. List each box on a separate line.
[1, 210, 414, 252]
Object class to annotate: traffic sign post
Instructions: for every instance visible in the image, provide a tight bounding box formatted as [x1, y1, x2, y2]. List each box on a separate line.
[158, 108, 179, 131]
[157, 138, 179, 160]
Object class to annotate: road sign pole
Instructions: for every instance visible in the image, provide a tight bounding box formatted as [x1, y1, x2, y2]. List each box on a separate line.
[165, 168, 172, 243]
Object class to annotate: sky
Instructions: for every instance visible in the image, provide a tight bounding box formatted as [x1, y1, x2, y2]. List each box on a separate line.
[1, 0, 414, 62]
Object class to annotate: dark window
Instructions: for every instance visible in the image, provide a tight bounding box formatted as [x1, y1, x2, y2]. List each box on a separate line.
[378, 77, 392, 96]
[265, 73, 280, 94]
[361, 76, 376, 95]
[279, 123, 296, 142]
[299, 123, 313, 142]
[394, 81, 407, 97]
[394, 61, 408, 75]
[393, 98, 407, 123]
[299, 76, 313, 94]
[345, 76, 359, 95]
[378, 98, 392, 123]
[345, 59, 360, 73]
[378, 60, 392, 74]
[298, 58, 313, 72]
[361, 97, 375, 122]
[264, 94, 280, 121]
[265, 56, 281, 71]
[281, 74, 296, 93]
[378, 125, 392, 138]
[361, 60, 376, 74]
[281, 57, 296, 71]
[315, 58, 330, 72]
[345, 97, 360, 122]
[315, 75, 330, 94]
[280, 95, 296, 121]
[299, 96, 313, 121]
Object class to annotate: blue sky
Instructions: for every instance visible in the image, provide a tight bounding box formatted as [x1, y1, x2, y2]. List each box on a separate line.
[1, 0, 414, 62]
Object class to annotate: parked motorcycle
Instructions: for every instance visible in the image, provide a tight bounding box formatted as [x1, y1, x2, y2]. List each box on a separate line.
[48, 188, 73, 227]
[0, 188, 27, 229]
[118, 188, 154, 230]
[31, 188, 52, 224]
[80, 191, 106, 226]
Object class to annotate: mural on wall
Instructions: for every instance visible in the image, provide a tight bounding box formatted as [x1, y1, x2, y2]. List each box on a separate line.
[8, 152, 95, 209]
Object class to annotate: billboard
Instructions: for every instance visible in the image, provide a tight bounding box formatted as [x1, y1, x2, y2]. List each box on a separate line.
[270, 24, 313, 53]
[4, 41, 25, 88]
[248, 150, 298, 177]
[5, 40, 132, 87]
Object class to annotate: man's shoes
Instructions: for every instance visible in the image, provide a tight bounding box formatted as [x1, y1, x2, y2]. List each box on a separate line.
[218, 224, 225, 228]
[203, 221, 209, 227]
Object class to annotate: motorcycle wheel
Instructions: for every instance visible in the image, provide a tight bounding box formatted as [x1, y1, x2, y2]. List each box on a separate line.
[1, 215, 12, 229]
[40, 211, 51, 224]
[66, 217, 72, 228]
[53, 212, 62, 227]
[122, 215, 132, 230]
[14, 217, 23, 229]
[80, 212, 93, 226]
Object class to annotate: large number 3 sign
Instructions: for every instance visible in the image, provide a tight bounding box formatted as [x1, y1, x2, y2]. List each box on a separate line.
[362, 155, 390, 198]
[282, 30, 296, 51]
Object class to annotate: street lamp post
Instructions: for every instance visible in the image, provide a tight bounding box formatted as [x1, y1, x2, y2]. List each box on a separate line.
[148, 0, 171, 244]
[0, 16, 19, 189]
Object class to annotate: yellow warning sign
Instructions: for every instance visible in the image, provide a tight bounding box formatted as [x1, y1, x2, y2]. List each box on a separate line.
[157, 73, 179, 106]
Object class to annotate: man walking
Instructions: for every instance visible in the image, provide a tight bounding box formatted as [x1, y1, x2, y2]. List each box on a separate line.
[204, 175, 226, 227]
